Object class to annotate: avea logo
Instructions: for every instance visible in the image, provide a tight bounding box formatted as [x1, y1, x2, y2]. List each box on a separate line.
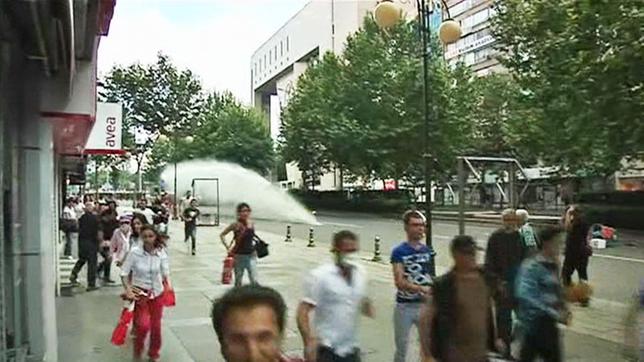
[105, 117, 117, 147]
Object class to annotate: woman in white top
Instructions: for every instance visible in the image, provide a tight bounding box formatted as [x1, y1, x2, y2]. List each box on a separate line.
[120, 225, 172, 361]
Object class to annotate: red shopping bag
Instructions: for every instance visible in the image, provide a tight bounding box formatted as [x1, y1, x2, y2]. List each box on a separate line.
[163, 281, 176, 307]
[111, 300, 135, 346]
[221, 254, 234, 285]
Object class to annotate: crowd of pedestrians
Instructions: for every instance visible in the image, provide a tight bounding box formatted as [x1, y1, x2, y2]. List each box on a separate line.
[61, 193, 595, 362]
[208, 206, 593, 362]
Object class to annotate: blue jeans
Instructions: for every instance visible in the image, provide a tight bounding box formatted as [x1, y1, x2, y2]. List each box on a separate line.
[234, 254, 258, 287]
[393, 302, 422, 362]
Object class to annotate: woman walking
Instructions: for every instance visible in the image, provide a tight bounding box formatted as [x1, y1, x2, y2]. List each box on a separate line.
[111, 215, 132, 267]
[129, 213, 147, 250]
[120, 225, 172, 361]
[220, 203, 258, 286]
[562, 205, 592, 305]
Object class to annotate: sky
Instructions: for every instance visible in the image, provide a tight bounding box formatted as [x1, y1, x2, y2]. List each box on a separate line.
[98, 0, 308, 104]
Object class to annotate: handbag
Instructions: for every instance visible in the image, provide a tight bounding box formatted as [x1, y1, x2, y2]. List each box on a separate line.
[253, 235, 269, 259]
[59, 218, 78, 233]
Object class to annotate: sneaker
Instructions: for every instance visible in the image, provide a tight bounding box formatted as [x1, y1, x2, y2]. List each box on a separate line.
[191, 250, 196, 256]
[69, 275, 79, 285]
[103, 279, 117, 285]
[86, 286, 99, 292]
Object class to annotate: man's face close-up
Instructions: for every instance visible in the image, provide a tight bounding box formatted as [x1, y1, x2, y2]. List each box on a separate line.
[405, 217, 425, 241]
[221, 305, 282, 362]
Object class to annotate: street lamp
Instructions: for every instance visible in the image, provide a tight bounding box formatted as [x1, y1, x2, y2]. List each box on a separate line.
[374, 0, 461, 276]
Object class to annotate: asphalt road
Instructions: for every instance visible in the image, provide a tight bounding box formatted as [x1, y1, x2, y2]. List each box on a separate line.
[218, 210, 643, 304]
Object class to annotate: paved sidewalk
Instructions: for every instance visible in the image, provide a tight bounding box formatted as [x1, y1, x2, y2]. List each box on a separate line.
[57, 220, 634, 361]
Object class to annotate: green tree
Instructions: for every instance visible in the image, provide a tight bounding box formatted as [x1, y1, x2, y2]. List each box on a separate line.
[190, 92, 274, 174]
[280, 16, 479, 189]
[492, 0, 644, 174]
[279, 57, 336, 189]
[145, 91, 274, 181]
[100, 52, 205, 178]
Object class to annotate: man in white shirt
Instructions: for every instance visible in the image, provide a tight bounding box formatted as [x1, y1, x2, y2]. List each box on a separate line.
[297, 230, 374, 362]
[61, 198, 77, 257]
[136, 197, 156, 225]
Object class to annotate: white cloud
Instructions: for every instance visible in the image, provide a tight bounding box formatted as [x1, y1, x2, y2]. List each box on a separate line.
[98, 0, 307, 104]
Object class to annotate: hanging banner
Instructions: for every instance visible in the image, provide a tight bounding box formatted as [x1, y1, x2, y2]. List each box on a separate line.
[84, 102, 125, 155]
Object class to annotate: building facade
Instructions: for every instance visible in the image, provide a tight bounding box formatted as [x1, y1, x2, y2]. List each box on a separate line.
[0, 1, 115, 360]
[444, 0, 502, 75]
[251, 0, 416, 191]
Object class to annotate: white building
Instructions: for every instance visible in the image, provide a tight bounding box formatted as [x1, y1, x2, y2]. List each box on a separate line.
[445, 0, 502, 75]
[251, 0, 416, 191]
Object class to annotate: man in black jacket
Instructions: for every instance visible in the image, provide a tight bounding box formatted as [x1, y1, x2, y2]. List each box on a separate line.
[97, 200, 118, 284]
[485, 208, 526, 356]
[70, 201, 101, 291]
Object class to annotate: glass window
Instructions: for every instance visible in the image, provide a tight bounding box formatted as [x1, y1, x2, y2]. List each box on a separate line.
[280, 41, 283, 56]
[269, 50, 272, 64]
[275, 45, 278, 60]
[449, 0, 470, 18]
[286, 36, 290, 52]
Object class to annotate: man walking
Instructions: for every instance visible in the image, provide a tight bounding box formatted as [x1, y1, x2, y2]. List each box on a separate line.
[136, 197, 155, 225]
[485, 208, 526, 357]
[517, 209, 539, 257]
[391, 210, 433, 362]
[70, 201, 101, 291]
[98, 200, 118, 284]
[297, 231, 374, 362]
[420, 235, 501, 362]
[515, 225, 569, 362]
[183, 198, 200, 255]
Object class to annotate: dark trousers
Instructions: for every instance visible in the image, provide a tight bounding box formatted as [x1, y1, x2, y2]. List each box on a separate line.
[562, 256, 589, 285]
[71, 245, 97, 287]
[184, 224, 196, 254]
[63, 231, 73, 256]
[496, 301, 514, 352]
[97, 245, 112, 281]
[519, 316, 561, 362]
[317, 346, 360, 362]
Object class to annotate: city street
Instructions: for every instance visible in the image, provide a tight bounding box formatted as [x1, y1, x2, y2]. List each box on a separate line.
[56, 216, 638, 362]
[252, 210, 644, 304]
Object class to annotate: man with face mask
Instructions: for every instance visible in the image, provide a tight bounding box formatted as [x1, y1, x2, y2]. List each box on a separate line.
[297, 230, 374, 362]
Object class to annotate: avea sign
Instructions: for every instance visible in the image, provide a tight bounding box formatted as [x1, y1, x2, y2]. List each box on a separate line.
[85, 102, 124, 155]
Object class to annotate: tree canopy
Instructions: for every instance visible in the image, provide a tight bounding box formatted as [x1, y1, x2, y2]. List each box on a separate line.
[279, 16, 481, 188]
[492, 0, 644, 175]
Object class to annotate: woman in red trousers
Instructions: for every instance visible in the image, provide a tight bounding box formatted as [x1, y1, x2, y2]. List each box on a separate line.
[120, 225, 172, 361]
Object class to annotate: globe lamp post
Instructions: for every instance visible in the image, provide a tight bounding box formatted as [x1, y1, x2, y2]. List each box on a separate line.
[374, 0, 461, 276]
